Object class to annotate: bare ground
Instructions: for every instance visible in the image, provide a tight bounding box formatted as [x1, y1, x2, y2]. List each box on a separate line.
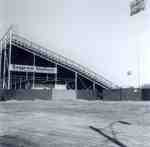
[0, 99, 150, 147]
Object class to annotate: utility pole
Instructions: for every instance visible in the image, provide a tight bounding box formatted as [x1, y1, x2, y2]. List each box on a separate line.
[130, 0, 146, 88]
[137, 37, 141, 88]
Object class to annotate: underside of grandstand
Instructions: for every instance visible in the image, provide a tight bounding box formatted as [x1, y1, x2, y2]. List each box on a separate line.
[0, 27, 117, 100]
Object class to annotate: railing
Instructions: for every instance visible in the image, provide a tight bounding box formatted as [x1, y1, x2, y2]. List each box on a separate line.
[11, 33, 118, 89]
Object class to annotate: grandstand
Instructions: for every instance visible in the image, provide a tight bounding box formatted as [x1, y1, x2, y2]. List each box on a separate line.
[0, 27, 118, 100]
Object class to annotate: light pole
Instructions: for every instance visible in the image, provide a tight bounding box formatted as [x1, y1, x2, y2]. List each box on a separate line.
[127, 70, 132, 88]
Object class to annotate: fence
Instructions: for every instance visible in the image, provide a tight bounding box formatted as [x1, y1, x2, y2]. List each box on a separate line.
[103, 88, 142, 101]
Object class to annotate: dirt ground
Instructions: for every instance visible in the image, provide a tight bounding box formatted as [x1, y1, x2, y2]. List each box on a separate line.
[0, 99, 150, 147]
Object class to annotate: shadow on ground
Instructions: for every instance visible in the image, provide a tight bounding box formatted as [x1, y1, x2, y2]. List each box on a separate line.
[0, 135, 38, 147]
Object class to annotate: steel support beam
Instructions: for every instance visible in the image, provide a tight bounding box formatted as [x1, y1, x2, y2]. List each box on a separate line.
[15, 81, 17, 90]
[0, 41, 2, 87]
[19, 79, 22, 89]
[33, 54, 35, 88]
[46, 73, 48, 81]
[26, 72, 28, 89]
[75, 72, 78, 92]
[93, 82, 96, 96]
[8, 30, 12, 89]
[26, 72, 28, 80]
[55, 63, 57, 86]
[3, 39, 6, 89]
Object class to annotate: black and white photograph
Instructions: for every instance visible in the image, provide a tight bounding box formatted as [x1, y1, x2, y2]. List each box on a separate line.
[0, 0, 150, 146]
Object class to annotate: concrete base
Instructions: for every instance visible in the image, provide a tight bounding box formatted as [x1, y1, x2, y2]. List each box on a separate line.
[52, 89, 76, 100]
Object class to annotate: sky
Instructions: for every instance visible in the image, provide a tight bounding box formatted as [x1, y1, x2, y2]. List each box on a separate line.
[1, 0, 150, 88]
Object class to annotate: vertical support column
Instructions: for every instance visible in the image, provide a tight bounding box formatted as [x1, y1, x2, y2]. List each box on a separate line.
[93, 82, 96, 97]
[33, 54, 35, 89]
[75, 72, 78, 92]
[55, 63, 57, 88]
[15, 81, 17, 90]
[0, 41, 2, 88]
[20, 78, 22, 89]
[46, 73, 49, 89]
[3, 39, 6, 89]
[26, 72, 28, 80]
[8, 30, 12, 89]
[46, 74, 48, 81]
[26, 72, 28, 89]
[14, 75, 16, 90]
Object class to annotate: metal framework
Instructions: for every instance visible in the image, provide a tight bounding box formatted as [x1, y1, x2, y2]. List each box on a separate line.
[0, 27, 118, 90]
